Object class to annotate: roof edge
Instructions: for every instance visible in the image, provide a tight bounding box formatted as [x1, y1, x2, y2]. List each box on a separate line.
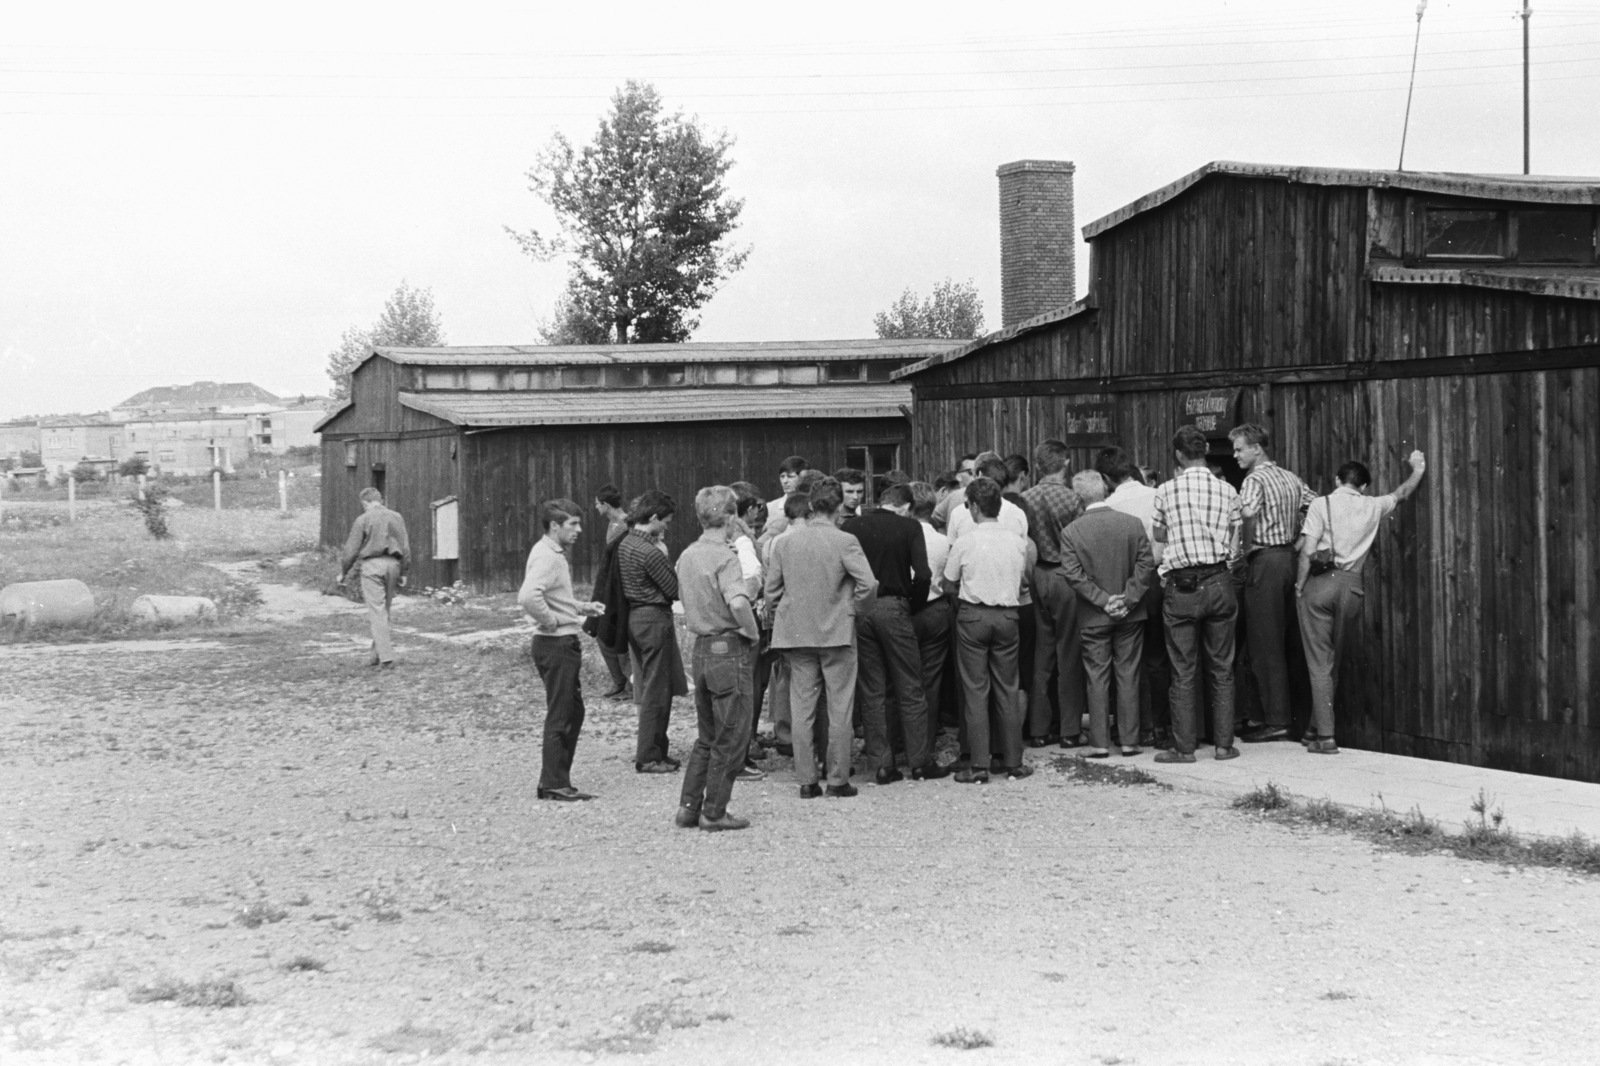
[892, 298, 1096, 380]
[1367, 263, 1600, 302]
[1083, 161, 1600, 240]
[311, 400, 354, 433]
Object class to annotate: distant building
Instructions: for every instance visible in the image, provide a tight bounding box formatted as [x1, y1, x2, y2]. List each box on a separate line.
[112, 381, 282, 422]
[248, 398, 327, 454]
[122, 413, 248, 475]
[39, 417, 122, 476]
[0, 420, 40, 463]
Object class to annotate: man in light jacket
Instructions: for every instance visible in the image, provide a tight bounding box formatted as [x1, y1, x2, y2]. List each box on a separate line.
[765, 478, 877, 799]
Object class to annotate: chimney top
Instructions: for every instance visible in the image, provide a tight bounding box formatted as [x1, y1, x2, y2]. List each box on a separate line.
[996, 160, 1077, 177]
[997, 159, 1077, 328]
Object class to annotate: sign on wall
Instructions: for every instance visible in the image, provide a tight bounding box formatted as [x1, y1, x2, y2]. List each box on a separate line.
[1059, 394, 1114, 440]
[1176, 388, 1241, 436]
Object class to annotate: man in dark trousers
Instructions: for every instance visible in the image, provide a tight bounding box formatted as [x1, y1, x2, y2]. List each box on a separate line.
[618, 489, 686, 774]
[1021, 438, 1086, 746]
[765, 478, 877, 799]
[1060, 471, 1155, 758]
[1229, 423, 1316, 743]
[591, 482, 633, 700]
[843, 481, 947, 783]
[338, 487, 410, 668]
[673, 486, 762, 831]
[1153, 425, 1244, 764]
[518, 498, 607, 801]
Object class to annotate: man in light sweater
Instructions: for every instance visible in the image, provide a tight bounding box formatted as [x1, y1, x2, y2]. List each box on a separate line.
[519, 498, 607, 802]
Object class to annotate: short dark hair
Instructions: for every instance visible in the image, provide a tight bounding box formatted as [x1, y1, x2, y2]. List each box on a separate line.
[908, 481, 937, 519]
[933, 470, 962, 492]
[977, 456, 1008, 485]
[1004, 454, 1029, 483]
[1336, 461, 1372, 488]
[959, 452, 978, 465]
[1096, 446, 1137, 485]
[833, 466, 866, 487]
[359, 487, 383, 505]
[1172, 425, 1210, 461]
[778, 455, 809, 475]
[1033, 439, 1069, 478]
[810, 476, 844, 515]
[882, 468, 911, 487]
[628, 489, 676, 525]
[1229, 423, 1270, 449]
[796, 469, 825, 491]
[966, 476, 1002, 518]
[783, 491, 811, 520]
[594, 482, 623, 509]
[878, 482, 913, 509]
[540, 497, 582, 532]
[729, 480, 763, 518]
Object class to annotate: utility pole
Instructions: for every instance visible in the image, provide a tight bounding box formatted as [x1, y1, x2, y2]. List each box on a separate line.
[1522, 0, 1532, 174]
[1398, 0, 1428, 171]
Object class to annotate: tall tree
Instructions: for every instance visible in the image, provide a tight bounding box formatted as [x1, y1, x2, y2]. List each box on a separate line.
[326, 281, 445, 401]
[509, 81, 748, 345]
[873, 278, 986, 340]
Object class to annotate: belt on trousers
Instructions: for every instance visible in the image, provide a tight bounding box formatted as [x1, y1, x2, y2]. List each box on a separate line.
[630, 602, 671, 611]
[1034, 560, 1060, 568]
[1252, 544, 1296, 553]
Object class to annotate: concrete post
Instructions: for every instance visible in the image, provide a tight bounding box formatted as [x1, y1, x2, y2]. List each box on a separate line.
[279, 469, 288, 512]
[137, 473, 146, 501]
[68, 475, 76, 522]
[213, 470, 222, 512]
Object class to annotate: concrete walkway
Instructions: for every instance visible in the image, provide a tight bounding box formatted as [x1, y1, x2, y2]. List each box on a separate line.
[1086, 741, 1600, 841]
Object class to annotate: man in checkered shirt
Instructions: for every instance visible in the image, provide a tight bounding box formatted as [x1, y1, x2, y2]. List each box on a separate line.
[1152, 424, 1243, 764]
[1230, 423, 1317, 744]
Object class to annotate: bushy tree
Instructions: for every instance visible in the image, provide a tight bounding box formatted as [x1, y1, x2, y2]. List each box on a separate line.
[326, 281, 446, 400]
[118, 455, 149, 477]
[509, 81, 748, 345]
[873, 278, 986, 340]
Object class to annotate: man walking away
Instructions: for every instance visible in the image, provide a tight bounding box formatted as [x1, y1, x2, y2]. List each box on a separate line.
[944, 477, 1035, 783]
[1022, 439, 1086, 747]
[1152, 426, 1244, 764]
[1100, 447, 1170, 748]
[765, 478, 877, 798]
[1229, 424, 1316, 744]
[338, 487, 409, 668]
[619, 490, 686, 774]
[519, 499, 606, 801]
[843, 482, 948, 783]
[1060, 472, 1154, 758]
[1296, 451, 1426, 753]
[674, 486, 763, 831]
[909, 482, 956, 741]
[591, 483, 633, 700]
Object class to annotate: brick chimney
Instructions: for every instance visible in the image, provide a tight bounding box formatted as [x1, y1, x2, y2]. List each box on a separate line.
[997, 160, 1076, 328]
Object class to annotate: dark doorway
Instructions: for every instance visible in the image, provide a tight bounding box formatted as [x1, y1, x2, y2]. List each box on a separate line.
[371, 465, 387, 498]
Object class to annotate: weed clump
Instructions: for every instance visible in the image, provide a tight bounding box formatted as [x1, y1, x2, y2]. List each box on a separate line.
[1234, 782, 1290, 811]
[630, 940, 675, 954]
[235, 901, 287, 928]
[283, 955, 326, 972]
[1051, 755, 1171, 790]
[932, 1026, 995, 1050]
[129, 977, 246, 1008]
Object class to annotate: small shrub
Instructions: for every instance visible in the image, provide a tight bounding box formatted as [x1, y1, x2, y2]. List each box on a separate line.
[1319, 990, 1356, 1001]
[129, 977, 246, 1008]
[283, 955, 326, 973]
[1233, 782, 1290, 812]
[932, 1026, 995, 1050]
[131, 486, 171, 540]
[235, 901, 287, 928]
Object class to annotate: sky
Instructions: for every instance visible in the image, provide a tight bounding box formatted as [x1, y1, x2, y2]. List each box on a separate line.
[2, 0, 1597, 420]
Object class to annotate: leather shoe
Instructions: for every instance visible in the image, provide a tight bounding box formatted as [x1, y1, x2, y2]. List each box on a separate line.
[1153, 750, 1196, 764]
[910, 763, 951, 781]
[953, 768, 990, 784]
[636, 760, 677, 774]
[825, 783, 858, 798]
[798, 783, 823, 799]
[663, 756, 682, 771]
[1240, 724, 1291, 743]
[735, 764, 765, 782]
[1026, 734, 1060, 748]
[537, 787, 595, 801]
[1214, 746, 1241, 761]
[673, 805, 700, 828]
[699, 812, 751, 832]
[1005, 765, 1034, 780]
[1058, 735, 1088, 749]
[874, 767, 904, 785]
[989, 756, 1006, 774]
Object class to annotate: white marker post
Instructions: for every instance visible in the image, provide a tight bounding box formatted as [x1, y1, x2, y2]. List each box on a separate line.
[137, 473, 146, 501]
[213, 469, 222, 512]
[68, 475, 77, 522]
[278, 469, 288, 513]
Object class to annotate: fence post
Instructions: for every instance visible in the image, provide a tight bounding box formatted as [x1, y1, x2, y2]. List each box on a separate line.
[1, 470, 7, 527]
[68, 475, 77, 522]
[279, 469, 288, 513]
[213, 469, 222, 512]
[137, 473, 146, 502]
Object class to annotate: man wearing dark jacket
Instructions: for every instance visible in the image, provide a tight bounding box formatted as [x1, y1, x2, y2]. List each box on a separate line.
[1061, 471, 1155, 758]
[842, 482, 946, 783]
[619, 490, 686, 774]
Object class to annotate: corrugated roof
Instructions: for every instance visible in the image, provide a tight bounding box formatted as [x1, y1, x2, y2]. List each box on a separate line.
[893, 299, 1095, 380]
[1368, 264, 1600, 302]
[371, 338, 955, 367]
[1084, 161, 1600, 239]
[398, 384, 912, 427]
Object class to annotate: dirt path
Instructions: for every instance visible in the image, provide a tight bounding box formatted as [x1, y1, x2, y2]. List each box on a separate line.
[2, 615, 1597, 1066]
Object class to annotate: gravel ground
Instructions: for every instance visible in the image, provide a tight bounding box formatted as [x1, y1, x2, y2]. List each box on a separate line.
[2, 595, 1598, 1066]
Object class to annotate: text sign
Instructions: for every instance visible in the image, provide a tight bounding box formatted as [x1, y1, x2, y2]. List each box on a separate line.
[1177, 388, 1241, 436]
[1058, 394, 1114, 440]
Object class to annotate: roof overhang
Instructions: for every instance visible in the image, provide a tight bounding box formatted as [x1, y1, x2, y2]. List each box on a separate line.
[1368, 264, 1600, 301]
[369, 337, 958, 368]
[311, 400, 352, 433]
[893, 298, 1096, 381]
[1084, 161, 1600, 240]
[398, 384, 912, 428]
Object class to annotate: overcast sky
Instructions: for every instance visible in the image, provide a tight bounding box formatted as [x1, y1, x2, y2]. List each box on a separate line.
[2, 0, 1596, 419]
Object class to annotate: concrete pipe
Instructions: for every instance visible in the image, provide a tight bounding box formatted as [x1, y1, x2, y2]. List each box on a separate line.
[0, 579, 97, 629]
[130, 595, 218, 625]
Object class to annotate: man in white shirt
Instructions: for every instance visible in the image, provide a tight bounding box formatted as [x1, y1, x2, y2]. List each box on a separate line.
[947, 455, 1029, 543]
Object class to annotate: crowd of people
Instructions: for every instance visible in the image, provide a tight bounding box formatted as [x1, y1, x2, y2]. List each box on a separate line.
[338, 424, 1427, 833]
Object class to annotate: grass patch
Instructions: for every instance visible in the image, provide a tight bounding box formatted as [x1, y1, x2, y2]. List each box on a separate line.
[81, 969, 121, 991]
[629, 940, 675, 954]
[1319, 990, 1356, 1001]
[1232, 781, 1600, 876]
[367, 1024, 457, 1056]
[235, 901, 288, 928]
[1050, 755, 1171, 790]
[932, 1026, 995, 1050]
[128, 977, 247, 1008]
[282, 955, 326, 973]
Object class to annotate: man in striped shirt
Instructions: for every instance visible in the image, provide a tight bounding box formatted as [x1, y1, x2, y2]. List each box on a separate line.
[1152, 425, 1244, 763]
[1231, 424, 1317, 743]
